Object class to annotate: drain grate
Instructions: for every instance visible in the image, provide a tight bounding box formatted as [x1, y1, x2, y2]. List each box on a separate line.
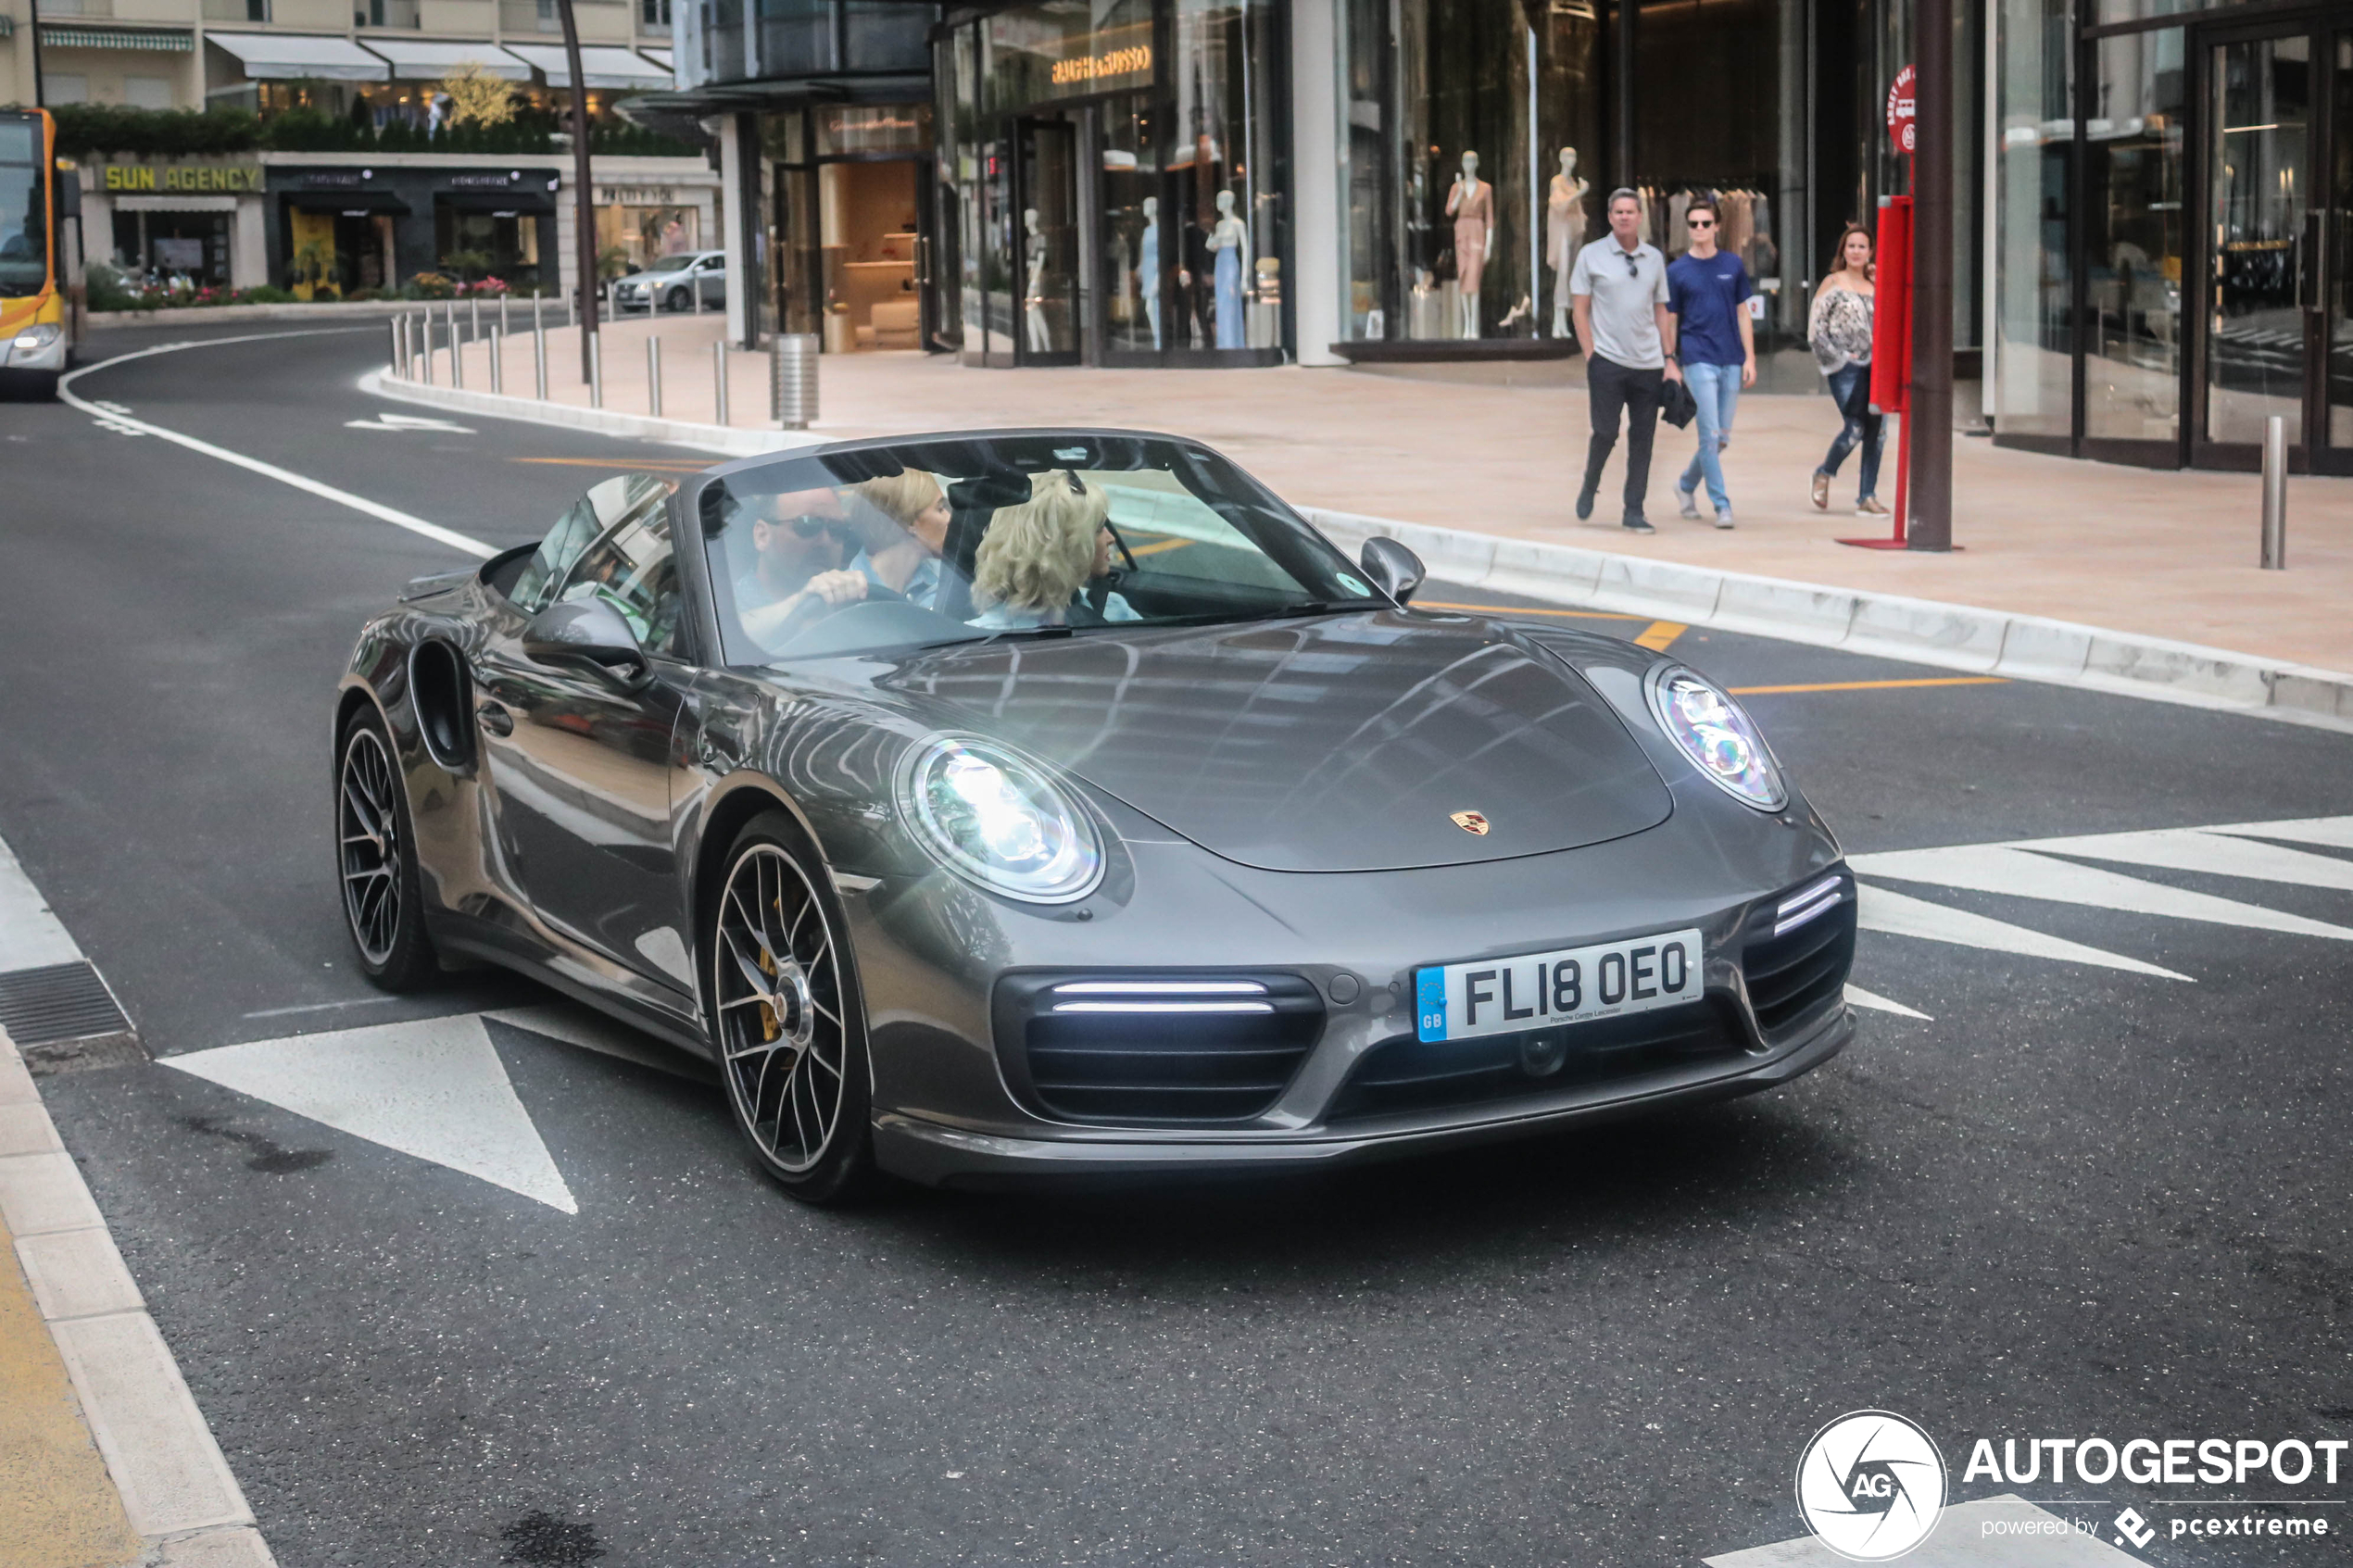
[0, 961, 145, 1074]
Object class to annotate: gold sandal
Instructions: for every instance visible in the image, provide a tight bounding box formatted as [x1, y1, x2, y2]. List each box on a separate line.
[1810, 472, 1830, 510]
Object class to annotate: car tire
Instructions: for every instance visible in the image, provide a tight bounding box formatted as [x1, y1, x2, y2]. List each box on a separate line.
[665, 286, 690, 313]
[335, 706, 439, 991]
[703, 811, 876, 1204]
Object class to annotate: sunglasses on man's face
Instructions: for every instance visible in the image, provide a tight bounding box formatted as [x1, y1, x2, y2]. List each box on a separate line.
[1687, 218, 1717, 229]
[787, 517, 852, 541]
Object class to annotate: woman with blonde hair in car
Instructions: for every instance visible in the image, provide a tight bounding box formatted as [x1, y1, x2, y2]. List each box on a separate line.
[848, 469, 950, 608]
[968, 470, 1138, 629]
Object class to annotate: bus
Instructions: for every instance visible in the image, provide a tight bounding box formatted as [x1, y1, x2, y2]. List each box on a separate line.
[2, 107, 78, 399]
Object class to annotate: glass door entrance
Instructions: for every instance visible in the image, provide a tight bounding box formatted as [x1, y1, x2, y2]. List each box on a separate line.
[2198, 19, 2353, 470]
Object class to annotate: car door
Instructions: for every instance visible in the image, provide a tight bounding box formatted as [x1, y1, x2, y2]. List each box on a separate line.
[472, 474, 701, 1000]
[697, 253, 725, 308]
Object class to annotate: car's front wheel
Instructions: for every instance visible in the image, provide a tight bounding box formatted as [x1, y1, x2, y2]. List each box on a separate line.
[706, 814, 875, 1203]
[665, 285, 691, 313]
[336, 708, 438, 990]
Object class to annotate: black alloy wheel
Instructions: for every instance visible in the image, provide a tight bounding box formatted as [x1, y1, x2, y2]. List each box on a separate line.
[706, 814, 875, 1202]
[665, 286, 691, 313]
[337, 709, 437, 990]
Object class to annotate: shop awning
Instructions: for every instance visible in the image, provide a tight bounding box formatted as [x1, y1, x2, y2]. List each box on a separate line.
[435, 189, 557, 215]
[501, 43, 673, 88]
[206, 32, 389, 82]
[365, 39, 534, 81]
[283, 190, 412, 215]
[40, 24, 192, 51]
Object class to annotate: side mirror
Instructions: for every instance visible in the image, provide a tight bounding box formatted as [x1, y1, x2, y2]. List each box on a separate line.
[522, 597, 648, 684]
[1360, 536, 1427, 606]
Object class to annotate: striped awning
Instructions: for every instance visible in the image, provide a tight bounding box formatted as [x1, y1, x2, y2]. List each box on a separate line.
[40, 24, 194, 50]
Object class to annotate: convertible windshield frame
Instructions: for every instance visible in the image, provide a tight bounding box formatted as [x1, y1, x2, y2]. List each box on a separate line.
[693, 432, 1384, 668]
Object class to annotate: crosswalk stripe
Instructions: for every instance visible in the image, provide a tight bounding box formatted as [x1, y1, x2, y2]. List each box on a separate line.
[2205, 813, 2353, 849]
[1848, 844, 2353, 941]
[2025, 828, 2353, 892]
[1856, 884, 2193, 979]
[1843, 983, 1931, 1020]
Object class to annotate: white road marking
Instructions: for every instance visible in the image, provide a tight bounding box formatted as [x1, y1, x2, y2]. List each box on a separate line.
[486, 999, 709, 1082]
[58, 332, 495, 561]
[2207, 813, 2353, 849]
[162, 1016, 578, 1213]
[1849, 844, 2353, 941]
[1705, 1492, 2141, 1565]
[1843, 983, 1931, 1020]
[1856, 884, 2194, 979]
[2021, 827, 2353, 893]
[343, 412, 475, 433]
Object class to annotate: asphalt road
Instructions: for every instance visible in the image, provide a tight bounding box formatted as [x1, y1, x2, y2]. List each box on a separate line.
[4, 322, 2351, 1567]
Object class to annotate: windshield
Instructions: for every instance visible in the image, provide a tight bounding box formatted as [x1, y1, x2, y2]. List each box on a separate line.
[654, 254, 703, 272]
[0, 120, 47, 298]
[700, 434, 1382, 664]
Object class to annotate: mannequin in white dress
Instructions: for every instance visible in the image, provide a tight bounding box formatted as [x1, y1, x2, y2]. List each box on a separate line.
[1547, 147, 1590, 339]
[1023, 207, 1052, 353]
[1139, 195, 1162, 349]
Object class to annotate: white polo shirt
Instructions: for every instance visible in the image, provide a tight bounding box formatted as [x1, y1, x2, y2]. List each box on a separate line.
[1569, 237, 1670, 370]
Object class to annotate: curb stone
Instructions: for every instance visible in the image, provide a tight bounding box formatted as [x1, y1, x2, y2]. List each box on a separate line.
[361, 366, 2353, 734]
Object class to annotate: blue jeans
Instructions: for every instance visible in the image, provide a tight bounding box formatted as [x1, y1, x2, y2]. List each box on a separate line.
[1677, 361, 1742, 510]
[1818, 363, 1882, 500]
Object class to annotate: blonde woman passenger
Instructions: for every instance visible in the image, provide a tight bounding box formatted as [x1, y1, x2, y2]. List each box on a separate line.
[968, 470, 1140, 630]
[848, 469, 951, 608]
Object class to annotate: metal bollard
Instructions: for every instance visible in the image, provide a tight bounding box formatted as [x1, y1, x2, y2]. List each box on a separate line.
[489, 325, 503, 395]
[693, 275, 703, 316]
[390, 316, 402, 376]
[712, 340, 729, 426]
[420, 314, 434, 385]
[449, 301, 465, 389]
[498, 293, 509, 336]
[532, 295, 547, 400]
[470, 294, 480, 342]
[568, 289, 577, 330]
[589, 332, 603, 408]
[771, 332, 819, 430]
[2260, 414, 2288, 570]
[647, 334, 662, 419]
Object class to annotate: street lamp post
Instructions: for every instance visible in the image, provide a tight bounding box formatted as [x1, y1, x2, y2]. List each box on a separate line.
[554, 0, 598, 383]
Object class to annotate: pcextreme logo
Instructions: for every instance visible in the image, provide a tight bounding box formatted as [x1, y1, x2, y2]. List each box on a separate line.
[1793, 1411, 1949, 1561]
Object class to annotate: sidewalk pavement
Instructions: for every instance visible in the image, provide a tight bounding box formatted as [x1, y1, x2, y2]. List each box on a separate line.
[422, 314, 2352, 680]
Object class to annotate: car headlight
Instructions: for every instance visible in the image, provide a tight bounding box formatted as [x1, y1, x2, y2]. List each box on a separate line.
[11, 324, 60, 350]
[1644, 665, 1786, 810]
[898, 736, 1103, 902]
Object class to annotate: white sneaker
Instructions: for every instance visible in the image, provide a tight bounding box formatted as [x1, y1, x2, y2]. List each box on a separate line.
[1714, 510, 1736, 530]
[1677, 486, 1701, 520]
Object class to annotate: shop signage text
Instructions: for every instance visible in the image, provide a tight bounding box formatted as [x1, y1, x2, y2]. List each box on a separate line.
[104, 164, 261, 194]
[1886, 64, 1916, 153]
[1051, 43, 1151, 87]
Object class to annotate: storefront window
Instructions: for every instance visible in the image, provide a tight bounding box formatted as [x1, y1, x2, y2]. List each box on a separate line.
[1343, 0, 1599, 343]
[1172, 0, 1284, 350]
[817, 104, 934, 156]
[2206, 32, 2310, 445]
[598, 204, 700, 272]
[1994, 0, 2074, 438]
[1101, 91, 1161, 353]
[934, 31, 974, 352]
[2084, 28, 2185, 443]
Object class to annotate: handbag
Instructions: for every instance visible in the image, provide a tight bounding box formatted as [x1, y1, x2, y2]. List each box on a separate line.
[1659, 374, 1698, 429]
[1431, 245, 1457, 283]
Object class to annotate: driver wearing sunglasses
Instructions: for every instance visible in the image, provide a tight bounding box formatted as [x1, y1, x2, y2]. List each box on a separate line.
[735, 487, 875, 646]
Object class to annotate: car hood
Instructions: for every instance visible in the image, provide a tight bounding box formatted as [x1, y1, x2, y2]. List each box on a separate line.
[881, 610, 1674, 872]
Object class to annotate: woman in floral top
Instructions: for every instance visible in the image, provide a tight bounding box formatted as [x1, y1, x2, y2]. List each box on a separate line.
[1808, 224, 1887, 516]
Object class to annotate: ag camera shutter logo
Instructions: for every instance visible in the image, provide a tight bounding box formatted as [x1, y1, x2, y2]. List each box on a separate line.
[1794, 1411, 1949, 1561]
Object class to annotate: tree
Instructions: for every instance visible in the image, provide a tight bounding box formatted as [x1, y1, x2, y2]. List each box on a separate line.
[438, 62, 516, 131]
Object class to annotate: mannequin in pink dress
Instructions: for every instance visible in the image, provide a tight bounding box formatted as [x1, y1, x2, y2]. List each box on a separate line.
[1444, 150, 1495, 338]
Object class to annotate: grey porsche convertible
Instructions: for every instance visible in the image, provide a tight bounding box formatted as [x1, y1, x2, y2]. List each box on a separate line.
[334, 431, 1855, 1202]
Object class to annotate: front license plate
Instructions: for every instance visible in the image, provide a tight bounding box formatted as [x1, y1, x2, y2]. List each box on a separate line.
[1414, 928, 1704, 1044]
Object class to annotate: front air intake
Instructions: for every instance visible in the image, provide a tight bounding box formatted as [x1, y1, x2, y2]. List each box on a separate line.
[1742, 872, 1857, 1037]
[993, 972, 1326, 1124]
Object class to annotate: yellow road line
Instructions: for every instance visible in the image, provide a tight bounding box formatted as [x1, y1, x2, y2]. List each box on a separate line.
[512, 457, 712, 471]
[1126, 536, 1194, 558]
[1632, 620, 1688, 652]
[1413, 599, 1648, 622]
[1728, 676, 2010, 696]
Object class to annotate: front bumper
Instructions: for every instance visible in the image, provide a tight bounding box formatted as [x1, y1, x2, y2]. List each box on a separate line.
[873, 999, 1852, 1187]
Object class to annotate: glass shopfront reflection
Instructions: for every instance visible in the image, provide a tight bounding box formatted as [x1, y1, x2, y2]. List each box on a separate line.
[2204, 31, 2311, 445]
[2084, 28, 2186, 444]
[937, 0, 1287, 366]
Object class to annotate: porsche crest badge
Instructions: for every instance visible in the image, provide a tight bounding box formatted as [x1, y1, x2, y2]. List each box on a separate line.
[1450, 810, 1491, 835]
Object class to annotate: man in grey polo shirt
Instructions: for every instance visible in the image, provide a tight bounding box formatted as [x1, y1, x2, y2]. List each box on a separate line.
[1570, 188, 1682, 533]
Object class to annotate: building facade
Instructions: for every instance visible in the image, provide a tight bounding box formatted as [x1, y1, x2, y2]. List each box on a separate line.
[1992, 0, 2353, 472]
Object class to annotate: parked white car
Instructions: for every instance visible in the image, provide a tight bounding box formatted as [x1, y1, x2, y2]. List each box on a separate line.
[613, 251, 726, 313]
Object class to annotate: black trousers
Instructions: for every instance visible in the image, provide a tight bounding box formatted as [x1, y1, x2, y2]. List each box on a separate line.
[1580, 355, 1666, 521]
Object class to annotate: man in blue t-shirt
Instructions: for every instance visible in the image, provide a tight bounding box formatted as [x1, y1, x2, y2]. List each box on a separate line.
[1665, 197, 1755, 529]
